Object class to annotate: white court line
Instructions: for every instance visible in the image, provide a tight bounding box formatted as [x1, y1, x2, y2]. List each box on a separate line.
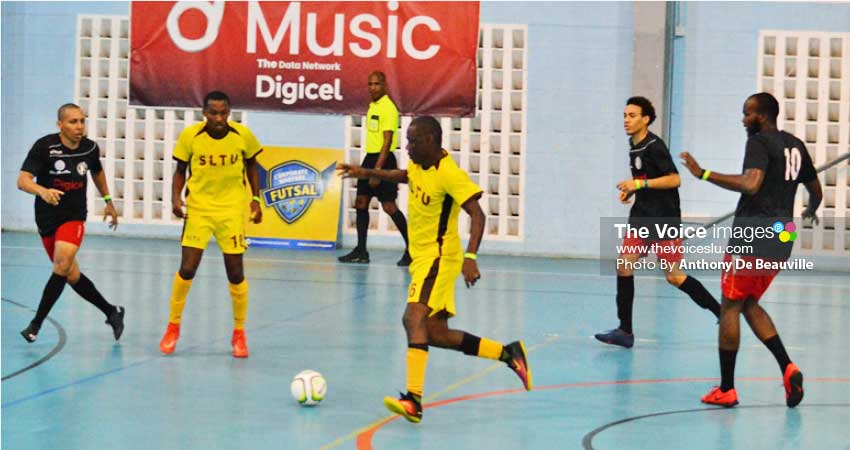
[2, 245, 849, 289]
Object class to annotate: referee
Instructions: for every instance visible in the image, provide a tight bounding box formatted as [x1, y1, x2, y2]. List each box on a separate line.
[338, 71, 411, 266]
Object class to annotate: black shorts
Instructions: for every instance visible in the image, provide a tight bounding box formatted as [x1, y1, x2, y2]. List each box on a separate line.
[356, 152, 399, 202]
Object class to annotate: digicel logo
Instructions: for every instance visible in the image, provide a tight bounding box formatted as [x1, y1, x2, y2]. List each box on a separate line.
[166, 1, 443, 60]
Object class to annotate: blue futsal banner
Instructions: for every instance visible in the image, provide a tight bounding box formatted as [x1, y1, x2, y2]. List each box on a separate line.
[246, 146, 344, 250]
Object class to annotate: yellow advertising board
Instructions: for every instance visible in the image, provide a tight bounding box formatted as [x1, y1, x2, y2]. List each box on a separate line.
[246, 146, 343, 250]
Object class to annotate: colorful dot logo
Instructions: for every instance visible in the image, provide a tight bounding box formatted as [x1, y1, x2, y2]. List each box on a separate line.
[773, 221, 797, 243]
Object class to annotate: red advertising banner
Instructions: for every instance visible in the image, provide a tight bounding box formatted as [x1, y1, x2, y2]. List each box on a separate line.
[130, 1, 479, 116]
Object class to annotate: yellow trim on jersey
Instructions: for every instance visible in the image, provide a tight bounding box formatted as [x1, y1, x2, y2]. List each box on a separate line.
[173, 122, 262, 216]
[365, 95, 399, 153]
[406, 152, 482, 259]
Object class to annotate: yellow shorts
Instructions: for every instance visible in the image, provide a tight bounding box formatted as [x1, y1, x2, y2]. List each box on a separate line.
[407, 255, 462, 317]
[181, 214, 247, 254]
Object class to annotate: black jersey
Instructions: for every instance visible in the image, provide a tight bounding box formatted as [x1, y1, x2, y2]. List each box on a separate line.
[20, 134, 103, 236]
[729, 130, 816, 259]
[627, 132, 681, 239]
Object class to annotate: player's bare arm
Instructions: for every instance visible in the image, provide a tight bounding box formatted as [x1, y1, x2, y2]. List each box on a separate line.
[172, 159, 188, 218]
[337, 163, 408, 184]
[680, 152, 765, 194]
[246, 156, 263, 224]
[802, 178, 823, 225]
[17, 170, 64, 206]
[461, 192, 484, 288]
[617, 172, 681, 194]
[92, 169, 118, 230]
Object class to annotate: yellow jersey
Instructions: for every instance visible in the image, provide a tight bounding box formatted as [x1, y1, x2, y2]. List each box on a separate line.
[406, 151, 482, 259]
[173, 121, 262, 216]
[365, 95, 399, 153]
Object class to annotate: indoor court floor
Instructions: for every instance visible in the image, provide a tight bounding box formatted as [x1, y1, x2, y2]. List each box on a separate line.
[2, 231, 849, 450]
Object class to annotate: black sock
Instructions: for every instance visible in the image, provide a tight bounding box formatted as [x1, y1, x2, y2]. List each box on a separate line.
[33, 273, 68, 326]
[763, 335, 792, 374]
[616, 276, 634, 334]
[70, 273, 115, 317]
[459, 332, 481, 356]
[678, 276, 721, 318]
[355, 208, 369, 251]
[720, 348, 738, 391]
[390, 210, 409, 248]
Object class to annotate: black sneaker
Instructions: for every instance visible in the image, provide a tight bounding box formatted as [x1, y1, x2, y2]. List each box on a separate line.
[503, 341, 533, 391]
[105, 306, 125, 341]
[396, 251, 412, 267]
[594, 328, 634, 348]
[338, 248, 369, 264]
[21, 321, 41, 343]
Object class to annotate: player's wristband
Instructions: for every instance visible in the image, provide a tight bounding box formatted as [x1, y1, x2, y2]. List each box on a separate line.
[102, 194, 112, 203]
[463, 252, 478, 260]
[701, 169, 712, 181]
[634, 179, 642, 190]
[251, 195, 261, 203]
[643, 179, 649, 189]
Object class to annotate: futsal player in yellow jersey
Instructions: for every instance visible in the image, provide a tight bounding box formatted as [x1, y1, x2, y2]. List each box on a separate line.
[159, 91, 263, 358]
[338, 116, 531, 423]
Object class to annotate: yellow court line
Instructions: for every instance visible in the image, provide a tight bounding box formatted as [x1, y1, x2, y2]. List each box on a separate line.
[316, 335, 560, 450]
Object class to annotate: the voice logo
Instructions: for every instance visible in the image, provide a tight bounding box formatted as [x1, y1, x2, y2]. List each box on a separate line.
[165, 1, 443, 59]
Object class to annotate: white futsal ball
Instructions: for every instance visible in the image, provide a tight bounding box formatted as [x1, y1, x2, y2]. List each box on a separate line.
[291, 370, 327, 406]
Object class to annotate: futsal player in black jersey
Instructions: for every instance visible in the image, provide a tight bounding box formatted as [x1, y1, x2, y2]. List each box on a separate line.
[595, 97, 721, 348]
[17, 103, 125, 343]
[681, 92, 821, 407]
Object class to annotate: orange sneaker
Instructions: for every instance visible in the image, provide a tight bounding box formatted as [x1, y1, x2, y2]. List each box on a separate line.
[783, 362, 804, 408]
[384, 392, 423, 423]
[159, 322, 180, 354]
[701, 386, 738, 407]
[231, 329, 249, 358]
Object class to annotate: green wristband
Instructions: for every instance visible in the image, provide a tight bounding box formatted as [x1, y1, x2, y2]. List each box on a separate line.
[634, 179, 642, 190]
[463, 252, 477, 260]
[252, 195, 261, 202]
[701, 169, 712, 181]
[103, 194, 112, 203]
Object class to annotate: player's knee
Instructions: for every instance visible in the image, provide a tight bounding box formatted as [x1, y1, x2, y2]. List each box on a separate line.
[52, 258, 73, 277]
[354, 198, 370, 210]
[665, 273, 685, 286]
[381, 201, 398, 215]
[402, 309, 424, 332]
[226, 270, 244, 284]
[616, 265, 633, 277]
[719, 335, 738, 349]
[178, 266, 197, 280]
[66, 270, 81, 285]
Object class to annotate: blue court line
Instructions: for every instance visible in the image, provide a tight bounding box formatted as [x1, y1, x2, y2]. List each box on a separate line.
[1, 289, 372, 409]
[4, 263, 849, 311]
[1, 359, 151, 408]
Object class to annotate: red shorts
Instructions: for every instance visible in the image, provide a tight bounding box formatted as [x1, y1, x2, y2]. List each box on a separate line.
[720, 254, 780, 301]
[41, 221, 85, 261]
[620, 236, 683, 263]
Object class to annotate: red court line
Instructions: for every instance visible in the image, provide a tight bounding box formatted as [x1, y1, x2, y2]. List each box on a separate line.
[356, 377, 850, 450]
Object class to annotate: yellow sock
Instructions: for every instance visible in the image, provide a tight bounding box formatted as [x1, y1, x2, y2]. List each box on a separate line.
[406, 347, 429, 397]
[229, 279, 249, 330]
[168, 272, 192, 324]
[477, 337, 504, 360]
